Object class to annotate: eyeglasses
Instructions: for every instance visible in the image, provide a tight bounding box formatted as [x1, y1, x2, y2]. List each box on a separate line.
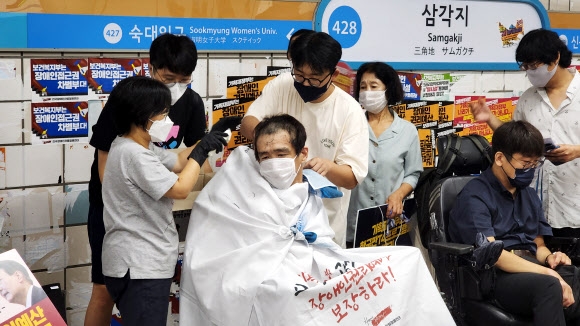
[517, 62, 542, 71]
[152, 67, 191, 87]
[150, 112, 169, 123]
[291, 70, 333, 87]
[505, 154, 545, 172]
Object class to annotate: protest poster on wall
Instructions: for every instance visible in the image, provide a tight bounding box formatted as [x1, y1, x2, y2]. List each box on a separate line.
[31, 59, 89, 103]
[226, 75, 275, 99]
[418, 128, 435, 168]
[31, 101, 89, 144]
[398, 72, 422, 101]
[87, 58, 142, 100]
[266, 66, 291, 77]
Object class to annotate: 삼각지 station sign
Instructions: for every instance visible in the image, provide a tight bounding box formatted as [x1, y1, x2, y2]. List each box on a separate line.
[314, 0, 549, 70]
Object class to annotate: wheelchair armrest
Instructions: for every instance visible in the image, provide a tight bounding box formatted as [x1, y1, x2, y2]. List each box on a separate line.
[548, 236, 578, 246]
[430, 241, 474, 256]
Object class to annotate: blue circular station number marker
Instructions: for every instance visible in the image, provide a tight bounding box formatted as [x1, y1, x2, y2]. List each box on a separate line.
[327, 6, 362, 49]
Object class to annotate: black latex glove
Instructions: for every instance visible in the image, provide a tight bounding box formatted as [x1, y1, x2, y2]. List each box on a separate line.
[188, 130, 228, 166]
[212, 116, 243, 132]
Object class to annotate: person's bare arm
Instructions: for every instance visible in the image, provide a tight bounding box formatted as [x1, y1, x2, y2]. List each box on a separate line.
[240, 115, 260, 141]
[164, 158, 201, 199]
[469, 98, 504, 131]
[97, 150, 108, 183]
[304, 158, 358, 189]
[386, 183, 414, 217]
[491, 235, 575, 307]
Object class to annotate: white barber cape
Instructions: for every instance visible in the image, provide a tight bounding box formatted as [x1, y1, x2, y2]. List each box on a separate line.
[180, 146, 454, 326]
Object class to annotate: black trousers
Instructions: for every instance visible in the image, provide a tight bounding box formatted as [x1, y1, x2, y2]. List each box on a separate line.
[104, 270, 172, 326]
[493, 268, 566, 326]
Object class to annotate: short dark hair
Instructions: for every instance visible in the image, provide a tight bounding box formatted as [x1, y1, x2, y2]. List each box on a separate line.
[150, 33, 198, 76]
[515, 29, 572, 68]
[0, 260, 32, 284]
[287, 29, 315, 59]
[492, 120, 543, 158]
[109, 76, 171, 135]
[253, 114, 307, 161]
[290, 32, 342, 75]
[354, 62, 404, 105]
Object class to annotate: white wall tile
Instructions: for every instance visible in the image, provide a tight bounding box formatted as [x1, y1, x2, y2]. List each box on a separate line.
[0, 187, 63, 237]
[240, 56, 272, 76]
[4, 146, 24, 188]
[208, 59, 239, 97]
[65, 225, 90, 266]
[34, 270, 65, 287]
[24, 144, 63, 186]
[208, 58, 270, 97]
[504, 71, 531, 97]
[22, 59, 32, 101]
[0, 59, 24, 101]
[478, 71, 505, 93]
[550, 0, 570, 10]
[13, 227, 65, 271]
[64, 144, 93, 183]
[272, 57, 291, 67]
[572, 0, 580, 11]
[192, 55, 208, 98]
[66, 266, 91, 325]
[0, 102, 23, 144]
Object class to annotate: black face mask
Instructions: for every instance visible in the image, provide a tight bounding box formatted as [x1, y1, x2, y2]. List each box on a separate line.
[501, 164, 536, 189]
[293, 78, 331, 103]
[507, 168, 536, 188]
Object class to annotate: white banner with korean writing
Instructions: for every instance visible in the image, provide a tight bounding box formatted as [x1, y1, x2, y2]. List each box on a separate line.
[315, 0, 547, 70]
[180, 146, 455, 326]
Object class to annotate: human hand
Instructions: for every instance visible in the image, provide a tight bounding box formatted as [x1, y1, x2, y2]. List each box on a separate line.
[386, 192, 405, 218]
[469, 98, 492, 122]
[546, 251, 572, 269]
[188, 130, 228, 166]
[545, 144, 580, 165]
[212, 116, 243, 132]
[561, 279, 575, 308]
[304, 157, 334, 177]
[546, 269, 575, 308]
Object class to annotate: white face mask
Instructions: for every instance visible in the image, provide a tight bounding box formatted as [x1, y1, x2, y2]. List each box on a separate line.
[359, 90, 388, 114]
[147, 116, 174, 143]
[259, 155, 299, 189]
[526, 64, 557, 87]
[167, 83, 189, 105]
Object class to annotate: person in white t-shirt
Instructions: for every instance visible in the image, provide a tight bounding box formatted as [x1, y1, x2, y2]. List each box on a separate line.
[470, 28, 580, 238]
[240, 31, 368, 247]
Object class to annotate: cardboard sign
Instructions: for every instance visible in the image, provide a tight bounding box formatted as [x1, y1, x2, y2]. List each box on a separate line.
[0, 249, 66, 325]
[353, 204, 411, 248]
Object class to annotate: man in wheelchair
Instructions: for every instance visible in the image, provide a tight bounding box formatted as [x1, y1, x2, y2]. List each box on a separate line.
[449, 120, 580, 325]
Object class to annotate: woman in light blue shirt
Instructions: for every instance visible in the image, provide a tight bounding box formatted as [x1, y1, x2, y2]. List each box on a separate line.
[346, 62, 423, 247]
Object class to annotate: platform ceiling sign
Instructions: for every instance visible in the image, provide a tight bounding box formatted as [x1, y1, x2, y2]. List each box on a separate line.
[314, 0, 549, 70]
[0, 13, 311, 51]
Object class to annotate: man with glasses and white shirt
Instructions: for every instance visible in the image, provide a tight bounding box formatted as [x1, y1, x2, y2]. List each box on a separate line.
[240, 31, 368, 248]
[470, 28, 580, 238]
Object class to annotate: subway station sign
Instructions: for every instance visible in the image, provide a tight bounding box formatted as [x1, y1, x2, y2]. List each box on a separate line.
[0, 13, 311, 52]
[314, 0, 550, 70]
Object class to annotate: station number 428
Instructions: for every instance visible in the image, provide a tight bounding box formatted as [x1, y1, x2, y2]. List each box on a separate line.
[332, 21, 357, 35]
